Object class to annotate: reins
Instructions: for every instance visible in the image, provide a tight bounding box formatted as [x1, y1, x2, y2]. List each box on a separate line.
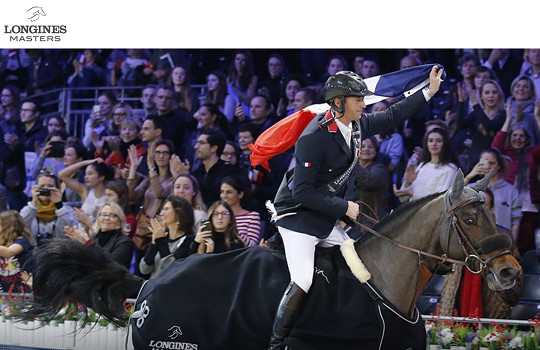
[352, 194, 511, 274]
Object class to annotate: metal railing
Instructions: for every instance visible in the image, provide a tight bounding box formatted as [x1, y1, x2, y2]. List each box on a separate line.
[32, 84, 207, 139]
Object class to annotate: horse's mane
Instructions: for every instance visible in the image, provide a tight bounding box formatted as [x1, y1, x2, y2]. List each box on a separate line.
[357, 191, 444, 244]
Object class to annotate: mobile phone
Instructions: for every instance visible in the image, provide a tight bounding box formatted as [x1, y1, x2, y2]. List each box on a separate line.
[92, 105, 101, 114]
[47, 141, 65, 158]
[479, 157, 489, 170]
[200, 219, 211, 231]
[38, 188, 51, 196]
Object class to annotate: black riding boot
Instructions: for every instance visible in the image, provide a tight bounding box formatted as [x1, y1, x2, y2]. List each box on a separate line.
[268, 281, 307, 350]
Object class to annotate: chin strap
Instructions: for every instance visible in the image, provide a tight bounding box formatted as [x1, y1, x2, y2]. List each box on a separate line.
[319, 97, 345, 128]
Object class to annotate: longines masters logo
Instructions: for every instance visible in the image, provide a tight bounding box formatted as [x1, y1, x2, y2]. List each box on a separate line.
[3, 6, 67, 42]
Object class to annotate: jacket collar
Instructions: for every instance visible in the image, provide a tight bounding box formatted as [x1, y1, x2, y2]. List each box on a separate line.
[323, 110, 338, 133]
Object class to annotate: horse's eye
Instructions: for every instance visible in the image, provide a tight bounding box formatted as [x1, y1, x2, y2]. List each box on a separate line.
[464, 218, 475, 225]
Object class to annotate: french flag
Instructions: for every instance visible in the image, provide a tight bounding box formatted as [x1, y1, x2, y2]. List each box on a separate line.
[249, 64, 445, 172]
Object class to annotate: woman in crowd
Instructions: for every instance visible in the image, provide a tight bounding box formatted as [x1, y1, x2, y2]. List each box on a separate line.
[64, 202, 134, 269]
[220, 176, 261, 247]
[91, 102, 136, 164]
[325, 54, 348, 79]
[455, 66, 497, 115]
[190, 200, 245, 254]
[492, 101, 540, 254]
[220, 140, 240, 167]
[194, 103, 234, 141]
[139, 196, 195, 278]
[204, 70, 236, 122]
[441, 53, 481, 117]
[394, 127, 460, 202]
[170, 65, 198, 114]
[470, 66, 497, 102]
[0, 210, 34, 293]
[105, 179, 136, 238]
[506, 75, 539, 146]
[31, 130, 69, 180]
[108, 102, 134, 136]
[172, 173, 207, 232]
[58, 158, 114, 225]
[95, 117, 146, 172]
[127, 140, 175, 253]
[82, 91, 118, 148]
[0, 85, 21, 124]
[21, 170, 75, 245]
[276, 77, 302, 119]
[354, 136, 391, 221]
[227, 50, 258, 118]
[464, 148, 522, 241]
[454, 79, 506, 171]
[61, 140, 87, 207]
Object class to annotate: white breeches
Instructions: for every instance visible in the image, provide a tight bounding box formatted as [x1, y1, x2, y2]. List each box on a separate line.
[278, 223, 349, 293]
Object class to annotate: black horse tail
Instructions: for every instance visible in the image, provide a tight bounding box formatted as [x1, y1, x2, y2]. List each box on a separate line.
[19, 239, 144, 327]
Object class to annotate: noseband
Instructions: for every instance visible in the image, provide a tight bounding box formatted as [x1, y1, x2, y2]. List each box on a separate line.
[353, 192, 512, 274]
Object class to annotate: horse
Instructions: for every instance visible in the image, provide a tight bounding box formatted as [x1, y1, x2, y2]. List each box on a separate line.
[19, 170, 521, 350]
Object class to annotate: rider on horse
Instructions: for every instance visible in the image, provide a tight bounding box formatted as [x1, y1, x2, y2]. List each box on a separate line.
[268, 66, 444, 349]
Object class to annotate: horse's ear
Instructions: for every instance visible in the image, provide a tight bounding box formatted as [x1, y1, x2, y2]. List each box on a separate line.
[450, 169, 465, 204]
[471, 170, 494, 193]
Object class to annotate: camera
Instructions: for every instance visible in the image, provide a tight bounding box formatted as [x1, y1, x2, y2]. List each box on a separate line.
[38, 188, 51, 196]
[36, 232, 52, 246]
[47, 141, 65, 158]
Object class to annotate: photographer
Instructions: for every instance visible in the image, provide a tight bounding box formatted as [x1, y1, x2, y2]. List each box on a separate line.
[30, 130, 69, 181]
[20, 170, 76, 245]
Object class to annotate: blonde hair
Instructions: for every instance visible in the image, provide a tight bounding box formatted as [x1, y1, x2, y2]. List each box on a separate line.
[92, 202, 130, 235]
[0, 210, 34, 247]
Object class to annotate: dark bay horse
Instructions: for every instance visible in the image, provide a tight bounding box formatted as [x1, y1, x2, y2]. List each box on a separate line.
[21, 171, 521, 349]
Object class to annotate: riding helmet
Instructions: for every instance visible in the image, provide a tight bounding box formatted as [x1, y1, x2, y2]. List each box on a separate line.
[324, 71, 374, 103]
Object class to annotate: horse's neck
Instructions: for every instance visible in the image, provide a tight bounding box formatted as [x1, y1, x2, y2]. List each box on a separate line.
[356, 198, 448, 316]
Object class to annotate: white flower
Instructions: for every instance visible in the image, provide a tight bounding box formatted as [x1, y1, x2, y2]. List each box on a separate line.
[483, 332, 501, 343]
[509, 336, 524, 349]
[439, 327, 455, 345]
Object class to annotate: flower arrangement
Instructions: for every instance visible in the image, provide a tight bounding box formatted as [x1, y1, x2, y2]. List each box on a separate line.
[0, 293, 135, 328]
[425, 304, 540, 350]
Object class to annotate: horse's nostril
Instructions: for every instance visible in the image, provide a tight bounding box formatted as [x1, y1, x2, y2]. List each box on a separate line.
[499, 267, 517, 280]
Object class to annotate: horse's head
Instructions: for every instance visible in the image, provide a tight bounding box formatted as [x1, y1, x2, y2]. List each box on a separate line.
[444, 170, 521, 290]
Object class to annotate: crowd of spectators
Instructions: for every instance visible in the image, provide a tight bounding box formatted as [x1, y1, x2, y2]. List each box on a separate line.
[0, 48, 538, 321]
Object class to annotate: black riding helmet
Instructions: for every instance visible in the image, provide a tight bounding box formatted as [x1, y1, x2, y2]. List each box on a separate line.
[324, 71, 373, 114]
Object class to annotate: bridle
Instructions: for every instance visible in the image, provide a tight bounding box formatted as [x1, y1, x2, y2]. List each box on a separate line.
[353, 191, 512, 274]
[444, 193, 512, 274]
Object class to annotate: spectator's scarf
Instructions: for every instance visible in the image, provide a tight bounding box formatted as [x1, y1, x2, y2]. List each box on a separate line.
[36, 201, 57, 222]
[249, 64, 445, 172]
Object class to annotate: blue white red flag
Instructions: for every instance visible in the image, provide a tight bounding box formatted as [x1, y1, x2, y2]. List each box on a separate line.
[249, 64, 445, 172]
